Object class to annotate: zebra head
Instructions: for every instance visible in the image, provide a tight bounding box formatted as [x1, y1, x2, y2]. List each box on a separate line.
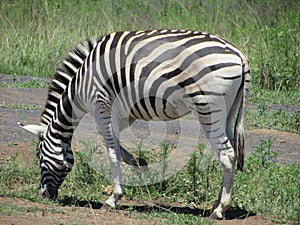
[18, 123, 74, 199]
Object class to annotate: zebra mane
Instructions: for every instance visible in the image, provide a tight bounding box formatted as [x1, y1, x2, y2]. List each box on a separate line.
[40, 38, 101, 125]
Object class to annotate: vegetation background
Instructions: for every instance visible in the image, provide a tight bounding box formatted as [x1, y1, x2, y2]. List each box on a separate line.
[0, 0, 299, 224]
[0, 0, 299, 104]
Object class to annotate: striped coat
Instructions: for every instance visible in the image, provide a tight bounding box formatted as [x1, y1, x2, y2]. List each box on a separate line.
[20, 30, 250, 219]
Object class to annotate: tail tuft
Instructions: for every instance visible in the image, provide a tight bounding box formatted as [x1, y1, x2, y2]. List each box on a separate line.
[235, 122, 245, 171]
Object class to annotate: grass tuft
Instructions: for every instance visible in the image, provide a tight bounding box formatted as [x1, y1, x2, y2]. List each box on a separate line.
[0, 139, 299, 223]
[246, 104, 300, 133]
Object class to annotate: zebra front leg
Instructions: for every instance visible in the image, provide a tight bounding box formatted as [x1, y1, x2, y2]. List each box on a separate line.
[103, 144, 123, 209]
[96, 113, 124, 210]
[210, 136, 236, 219]
[98, 134, 148, 170]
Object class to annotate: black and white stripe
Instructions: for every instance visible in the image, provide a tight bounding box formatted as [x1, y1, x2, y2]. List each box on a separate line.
[22, 29, 250, 219]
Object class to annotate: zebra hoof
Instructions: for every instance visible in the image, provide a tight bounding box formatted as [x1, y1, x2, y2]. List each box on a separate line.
[99, 203, 113, 214]
[134, 157, 149, 171]
[209, 209, 224, 220]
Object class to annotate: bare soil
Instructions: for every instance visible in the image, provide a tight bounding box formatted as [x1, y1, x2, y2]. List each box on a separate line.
[0, 75, 299, 224]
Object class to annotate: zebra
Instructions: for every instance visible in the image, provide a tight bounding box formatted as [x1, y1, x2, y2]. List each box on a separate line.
[19, 29, 250, 219]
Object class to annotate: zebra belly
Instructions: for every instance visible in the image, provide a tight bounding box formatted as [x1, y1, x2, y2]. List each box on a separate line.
[113, 78, 191, 121]
[128, 96, 191, 121]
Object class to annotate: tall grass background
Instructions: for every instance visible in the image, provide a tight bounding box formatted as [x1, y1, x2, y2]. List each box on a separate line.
[0, 0, 299, 104]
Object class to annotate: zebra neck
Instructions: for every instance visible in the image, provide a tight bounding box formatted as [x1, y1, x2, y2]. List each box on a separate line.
[44, 121, 74, 169]
[48, 90, 87, 142]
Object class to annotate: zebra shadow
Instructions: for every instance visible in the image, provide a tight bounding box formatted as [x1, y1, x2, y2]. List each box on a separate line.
[59, 196, 256, 220]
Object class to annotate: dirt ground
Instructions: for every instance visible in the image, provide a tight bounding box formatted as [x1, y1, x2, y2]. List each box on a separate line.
[0, 75, 299, 224]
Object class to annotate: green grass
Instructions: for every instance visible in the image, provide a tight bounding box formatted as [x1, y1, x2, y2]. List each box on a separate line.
[0, 103, 43, 110]
[0, 153, 41, 202]
[0, 140, 299, 224]
[0, 202, 61, 216]
[0, 78, 49, 88]
[250, 86, 300, 107]
[234, 139, 300, 223]
[246, 104, 300, 134]
[0, 0, 299, 99]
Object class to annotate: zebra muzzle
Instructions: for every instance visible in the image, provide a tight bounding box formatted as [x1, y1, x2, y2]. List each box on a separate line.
[40, 185, 58, 199]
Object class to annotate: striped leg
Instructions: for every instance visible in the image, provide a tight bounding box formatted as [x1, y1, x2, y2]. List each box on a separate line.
[210, 134, 236, 219]
[98, 117, 142, 168]
[95, 113, 123, 209]
[209, 90, 244, 218]
[197, 106, 236, 219]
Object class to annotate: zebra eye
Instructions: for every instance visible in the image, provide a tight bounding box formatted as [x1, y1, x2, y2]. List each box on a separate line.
[36, 147, 40, 158]
[36, 143, 41, 158]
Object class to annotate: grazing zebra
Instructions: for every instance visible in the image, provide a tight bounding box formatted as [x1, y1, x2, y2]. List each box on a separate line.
[19, 29, 250, 219]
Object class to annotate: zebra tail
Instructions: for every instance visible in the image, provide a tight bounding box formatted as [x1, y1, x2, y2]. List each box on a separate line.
[234, 59, 250, 171]
[234, 106, 245, 171]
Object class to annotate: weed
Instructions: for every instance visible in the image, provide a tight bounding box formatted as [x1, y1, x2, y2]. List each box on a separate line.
[135, 140, 148, 162]
[159, 143, 171, 192]
[252, 138, 277, 168]
[0, 137, 299, 223]
[234, 139, 300, 222]
[7, 142, 15, 147]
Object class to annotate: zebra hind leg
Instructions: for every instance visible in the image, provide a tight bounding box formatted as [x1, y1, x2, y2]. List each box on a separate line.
[120, 145, 148, 171]
[198, 109, 236, 219]
[119, 117, 148, 171]
[193, 91, 238, 219]
[209, 88, 244, 218]
[209, 133, 236, 219]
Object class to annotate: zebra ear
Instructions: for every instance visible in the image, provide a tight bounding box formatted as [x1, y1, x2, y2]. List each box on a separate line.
[18, 122, 46, 137]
